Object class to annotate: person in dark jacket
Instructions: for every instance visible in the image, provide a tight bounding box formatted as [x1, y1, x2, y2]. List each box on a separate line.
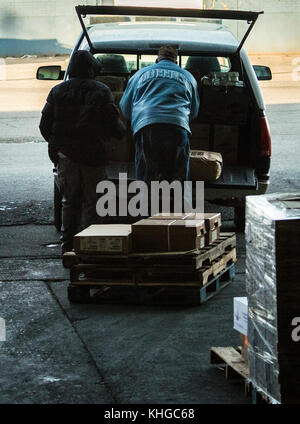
[40, 50, 126, 254]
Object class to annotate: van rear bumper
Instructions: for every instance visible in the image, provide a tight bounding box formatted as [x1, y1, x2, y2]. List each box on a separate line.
[204, 181, 269, 207]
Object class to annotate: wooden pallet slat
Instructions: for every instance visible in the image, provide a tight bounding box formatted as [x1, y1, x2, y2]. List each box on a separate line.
[67, 263, 235, 305]
[68, 245, 236, 288]
[200, 264, 235, 302]
[210, 346, 278, 404]
[210, 346, 249, 381]
[197, 248, 236, 286]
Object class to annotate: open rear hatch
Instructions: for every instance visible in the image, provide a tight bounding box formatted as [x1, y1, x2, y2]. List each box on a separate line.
[75, 5, 263, 54]
[76, 6, 264, 191]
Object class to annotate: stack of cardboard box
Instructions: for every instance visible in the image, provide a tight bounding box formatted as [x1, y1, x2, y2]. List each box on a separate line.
[189, 123, 239, 168]
[199, 81, 249, 125]
[190, 123, 211, 151]
[246, 193, 300, 404]
[132, 213, 221, 253]
[188, 76, 248, 167]
[213, 125, 239, 166]
[74, 213, 221, 256]
[67, 212, 237, 304]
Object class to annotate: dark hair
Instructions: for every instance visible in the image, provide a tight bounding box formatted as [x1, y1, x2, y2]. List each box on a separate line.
[68, 50, 102, 79]
[158, 45, 178, 62]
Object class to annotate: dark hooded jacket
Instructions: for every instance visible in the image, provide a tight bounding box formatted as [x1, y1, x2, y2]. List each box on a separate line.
[39, 50, 126, 166]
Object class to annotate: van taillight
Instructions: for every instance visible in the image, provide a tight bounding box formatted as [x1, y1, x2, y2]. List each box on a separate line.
[260, 116, 271, 157]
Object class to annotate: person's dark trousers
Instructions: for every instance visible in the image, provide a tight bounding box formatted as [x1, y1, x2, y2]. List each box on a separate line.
[57, 157, 106, 254]
[134, 123, 191, 215]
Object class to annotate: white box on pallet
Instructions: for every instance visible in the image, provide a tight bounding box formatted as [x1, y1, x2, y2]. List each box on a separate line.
[233, 297, 248, 336]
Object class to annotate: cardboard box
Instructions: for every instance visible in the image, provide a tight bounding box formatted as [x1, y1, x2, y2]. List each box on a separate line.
[132, 219, 173, 253]
[184, 213, 221, 245]
[132, 219, 206, 253]
[145, 213, 221, 248]
[74, 224, 132, 255]
[169, 220, 206, 251]
[199, 83, 249, 125]
[214, 125, 239, 165]
[190, 150, 223, 181]
[149, 213, 221, 230]
[233, 297, 248, 336]
[196, 234, 206, 250]
[206, 226, 220, 245]
[148, 213, 194, 220]
[184, 212, 221, 229]
[190, 123, 211, 150]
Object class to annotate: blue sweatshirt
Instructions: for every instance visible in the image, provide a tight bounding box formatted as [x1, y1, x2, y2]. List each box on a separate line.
[120, 60, 200, 135]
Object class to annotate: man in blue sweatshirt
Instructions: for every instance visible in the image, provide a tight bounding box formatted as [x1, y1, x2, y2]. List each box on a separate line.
[120, 45, 200, 190]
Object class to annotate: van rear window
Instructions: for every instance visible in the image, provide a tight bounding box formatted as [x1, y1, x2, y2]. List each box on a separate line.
[93, 53, 231, 75]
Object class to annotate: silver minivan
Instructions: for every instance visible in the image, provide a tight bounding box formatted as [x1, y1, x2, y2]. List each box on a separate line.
[37, 5, 272, 230]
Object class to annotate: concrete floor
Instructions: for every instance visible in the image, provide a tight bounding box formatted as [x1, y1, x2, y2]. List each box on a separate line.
[0, 224, 248, 404]
[0, 54, 300, 404]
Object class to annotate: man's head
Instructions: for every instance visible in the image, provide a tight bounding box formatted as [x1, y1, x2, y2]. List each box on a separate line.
[156, 45, 178, 64]
[68, 50, 102, 79]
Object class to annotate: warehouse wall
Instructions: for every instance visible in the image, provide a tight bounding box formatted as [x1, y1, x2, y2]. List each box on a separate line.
[210, 0, 300, 52]
[0, 0, 83, 56]
[0, 0, 300, 56]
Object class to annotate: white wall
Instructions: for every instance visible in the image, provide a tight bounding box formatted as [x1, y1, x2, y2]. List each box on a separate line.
[0, 0, 83, 55]
[0, 0, 299, 56]
[210, 0, 300, 52]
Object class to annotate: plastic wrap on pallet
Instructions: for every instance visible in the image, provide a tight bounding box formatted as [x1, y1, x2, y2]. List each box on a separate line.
[245, 193, 300, 404]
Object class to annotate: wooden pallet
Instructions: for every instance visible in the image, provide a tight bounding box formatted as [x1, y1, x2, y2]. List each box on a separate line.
[134, 249, 236, 287]
[66, 233, 236, 287]
[199, 263, 235, 302]
[67, 263, 235, 305]
[63, 232, 236, 270]
[69, 248, 236, 287]
[210, 346, 277, 404]
[210, 346, 249, 381]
